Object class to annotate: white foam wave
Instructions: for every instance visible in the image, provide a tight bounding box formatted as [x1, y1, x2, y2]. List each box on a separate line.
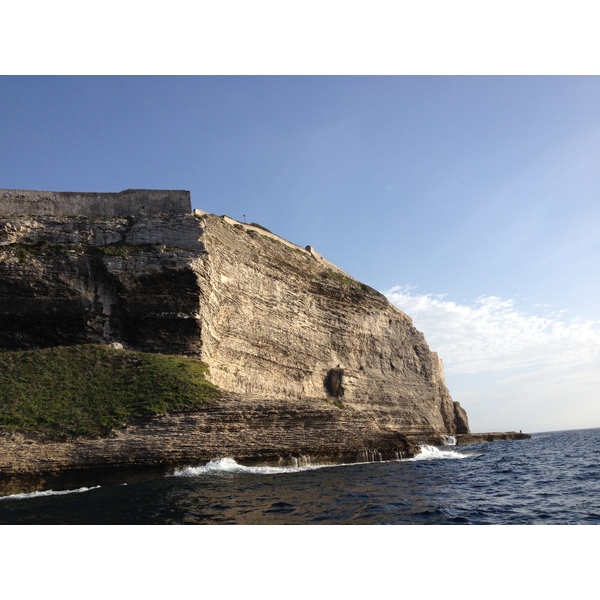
[408, 445, 473, 461]
[171, 457, 322, 477]
[172, 447, 477, 477]
[0, 485, 101, 501]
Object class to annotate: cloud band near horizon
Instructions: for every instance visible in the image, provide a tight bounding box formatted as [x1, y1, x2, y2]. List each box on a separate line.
[384, 286, 600, 432]
[384, 285, 600, 375]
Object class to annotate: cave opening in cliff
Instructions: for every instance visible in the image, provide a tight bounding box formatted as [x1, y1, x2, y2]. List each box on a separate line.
[324, 367, 345, 398]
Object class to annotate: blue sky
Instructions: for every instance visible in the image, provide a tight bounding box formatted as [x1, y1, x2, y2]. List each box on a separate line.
[1, 75, 599, 433]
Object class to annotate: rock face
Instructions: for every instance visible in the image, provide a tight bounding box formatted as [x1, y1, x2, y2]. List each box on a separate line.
[0, 189, 471, 492]
[195, 213, 468, 439]
[0, 212, 205, 354]
[456, 432, 531, 444]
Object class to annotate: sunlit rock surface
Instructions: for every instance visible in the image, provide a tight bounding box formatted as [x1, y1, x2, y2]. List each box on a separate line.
[0, 190, 471, 493]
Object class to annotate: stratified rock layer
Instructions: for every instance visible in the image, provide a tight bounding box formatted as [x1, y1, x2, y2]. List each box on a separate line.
[196, 215, 467, 439]
[0, 393, 419, 495]
[0, 214, 205, 354]
[0, 191, 471, 492]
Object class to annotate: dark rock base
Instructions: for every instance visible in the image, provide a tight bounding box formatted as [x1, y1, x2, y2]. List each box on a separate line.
[455, 432, 532, 444]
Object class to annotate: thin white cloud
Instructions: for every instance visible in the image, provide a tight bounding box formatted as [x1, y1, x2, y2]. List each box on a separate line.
[385, 285, 600, 375]
[384, 285, 600, 432]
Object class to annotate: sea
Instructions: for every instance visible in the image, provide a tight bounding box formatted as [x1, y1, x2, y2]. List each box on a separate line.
[1, 427, 598, 525]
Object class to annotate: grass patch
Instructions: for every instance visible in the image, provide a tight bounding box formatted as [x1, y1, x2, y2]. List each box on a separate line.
[94, 243, 161, 256]
[2, 242, 82, 263]
[321, 397, 345, 410]
[0, 345, 221, 439]
[321, 268, 354, 286]
[2, 242, 167, 262]
[319, 268, 384, 300]
[249, 222, 272, 233]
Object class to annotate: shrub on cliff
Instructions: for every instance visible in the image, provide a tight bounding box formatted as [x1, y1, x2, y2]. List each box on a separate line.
[0, 345, 221, 439]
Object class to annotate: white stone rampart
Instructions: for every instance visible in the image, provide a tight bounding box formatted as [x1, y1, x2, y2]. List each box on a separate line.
[0, 189, 191, 217]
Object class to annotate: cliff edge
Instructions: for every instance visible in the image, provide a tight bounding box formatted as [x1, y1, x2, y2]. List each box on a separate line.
[0, 188, 472, 493]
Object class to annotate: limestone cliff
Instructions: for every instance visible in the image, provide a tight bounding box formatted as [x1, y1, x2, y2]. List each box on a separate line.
[0, 189, 470, 492]
[195, 213, 468, 438]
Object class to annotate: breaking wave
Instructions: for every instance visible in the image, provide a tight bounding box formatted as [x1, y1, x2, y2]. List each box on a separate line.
[172, 446, 477, 477]
[171, 457, 323, 477]
[409, 445, 475, 461]
[0, 485, 101, 501]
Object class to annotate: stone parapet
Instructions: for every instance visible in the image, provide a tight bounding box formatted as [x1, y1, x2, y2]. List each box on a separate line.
[0, 189, 191, 217]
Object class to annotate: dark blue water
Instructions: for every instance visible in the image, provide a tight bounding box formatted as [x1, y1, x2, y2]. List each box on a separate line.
[1, 428, 598, 524]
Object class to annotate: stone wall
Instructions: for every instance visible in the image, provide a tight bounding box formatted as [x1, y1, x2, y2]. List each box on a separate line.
[0, 189, 191, 217]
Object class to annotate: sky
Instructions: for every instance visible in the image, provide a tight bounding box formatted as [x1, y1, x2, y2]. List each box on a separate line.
[1, 75, 599, 434]
[1, 1, 598, 586]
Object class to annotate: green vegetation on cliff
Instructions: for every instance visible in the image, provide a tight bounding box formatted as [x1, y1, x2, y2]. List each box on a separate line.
[0, 345, 221, 439]
[2, 241, 169, 262]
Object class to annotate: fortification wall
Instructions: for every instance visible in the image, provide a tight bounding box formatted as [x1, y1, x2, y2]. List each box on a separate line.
[0, 189, 191, 217]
